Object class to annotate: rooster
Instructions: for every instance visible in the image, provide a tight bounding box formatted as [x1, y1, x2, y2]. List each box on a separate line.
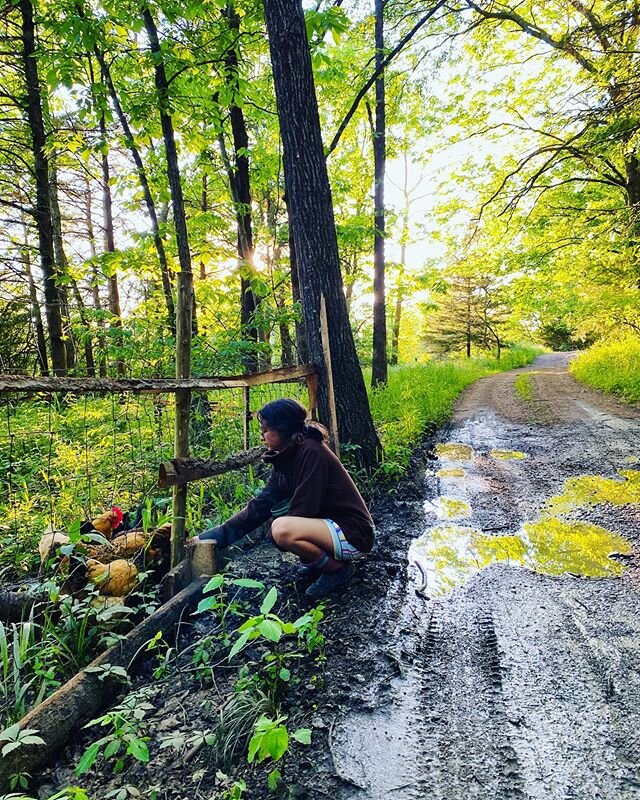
[86, 558, 138, 596]
[89, 506, 124, 539]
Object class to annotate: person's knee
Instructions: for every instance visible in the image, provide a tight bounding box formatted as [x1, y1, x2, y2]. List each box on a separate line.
[271, 516, 295, 548]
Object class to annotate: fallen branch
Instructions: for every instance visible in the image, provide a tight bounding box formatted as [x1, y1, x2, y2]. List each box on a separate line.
[158, 446, 266, 487]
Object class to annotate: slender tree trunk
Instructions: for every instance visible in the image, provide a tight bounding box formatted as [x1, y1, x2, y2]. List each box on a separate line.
[84, 174, 108, 377]
[143, 5, 193, 564]
[20, 0, 66, 375]
[345, 280, 354, 316]
[220, 4, 259, 372]
[371, 0, 388, 387]
[88, 42, 176, 333]
[22, 227, 49, 376]
[49, 163, 77, 371]
[71, 280, 96, 376]
[99, 113, 126, 377]
[264, 0, 380, 467]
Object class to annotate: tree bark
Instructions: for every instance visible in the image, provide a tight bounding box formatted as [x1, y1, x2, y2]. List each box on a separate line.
[89, 42, 176, 333]
[98, 114, 126, 377]
[19, 0, 66, 375]
[84, 174, 108, 377]
[142, 6, 193, 564]
[263, 0, 380, 468]
[48, 159, 77, 371]
[220, 5, 259, 372]
[371, 0, 387, 387]
[286, 199, 309, 363]
[22, 227, 49, 376]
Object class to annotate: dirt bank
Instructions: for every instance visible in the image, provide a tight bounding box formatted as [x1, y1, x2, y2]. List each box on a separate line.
[39, 354, 640, 800]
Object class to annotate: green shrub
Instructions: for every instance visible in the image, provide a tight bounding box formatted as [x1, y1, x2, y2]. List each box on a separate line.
[570, 336, 640, 402]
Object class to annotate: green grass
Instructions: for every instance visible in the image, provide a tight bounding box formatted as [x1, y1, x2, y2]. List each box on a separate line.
[514, 373, 533, 402]
[570, 336, 640, 402]
[368, 345, 540, 478]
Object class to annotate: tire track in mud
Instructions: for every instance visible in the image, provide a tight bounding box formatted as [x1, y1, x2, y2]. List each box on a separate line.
[331, 354, 640, 800]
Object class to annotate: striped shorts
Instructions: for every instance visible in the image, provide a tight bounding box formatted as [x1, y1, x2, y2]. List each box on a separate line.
[323, 519, 365, 562]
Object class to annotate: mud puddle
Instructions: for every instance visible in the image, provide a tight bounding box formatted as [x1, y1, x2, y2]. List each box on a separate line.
[331, 354, 640, 800]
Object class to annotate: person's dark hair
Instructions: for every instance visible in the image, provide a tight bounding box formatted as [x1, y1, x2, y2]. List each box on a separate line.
[257, 398, 328, 444]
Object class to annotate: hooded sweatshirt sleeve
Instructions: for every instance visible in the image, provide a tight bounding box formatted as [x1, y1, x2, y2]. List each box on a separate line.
[220, 471, 284, 544]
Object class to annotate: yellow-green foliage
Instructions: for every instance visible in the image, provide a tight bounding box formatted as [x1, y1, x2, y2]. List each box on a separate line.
[514, 373, 533, 402]
[369, 346, 539, 476]
[570, 336, 640, 402]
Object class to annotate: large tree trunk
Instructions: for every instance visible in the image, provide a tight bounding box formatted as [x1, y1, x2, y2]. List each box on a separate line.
[264, 0, 380, 468]
[19, 0, 66, 375]
[143, 6, 193, 565]
[371, 0, 388, 387]
[286, 201, 309, 363]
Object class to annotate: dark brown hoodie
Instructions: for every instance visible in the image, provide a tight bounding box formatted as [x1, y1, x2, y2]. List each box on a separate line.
[220, 437, 374, 553]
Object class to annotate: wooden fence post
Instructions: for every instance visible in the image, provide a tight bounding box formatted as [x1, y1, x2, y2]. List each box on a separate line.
[319, 293, 339, 457]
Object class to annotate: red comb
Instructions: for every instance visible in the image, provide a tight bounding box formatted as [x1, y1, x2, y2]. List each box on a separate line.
[111, 506, 124, 525]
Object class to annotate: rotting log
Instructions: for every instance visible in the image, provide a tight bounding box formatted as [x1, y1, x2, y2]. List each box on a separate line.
[0, 578, 206, 790]
[158, 445, 265, 487]
[0, 364, 315, 395]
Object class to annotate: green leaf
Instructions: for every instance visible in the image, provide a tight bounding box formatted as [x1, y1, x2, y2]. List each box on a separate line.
[104, 739, 122, 759]
[1, 740, 22, 756]
[203, 574, 225, 593]
[76, 740, 101, 775]
[232, 578, 265, 589]
[260, 586, 278, 615]
[292, 728, 312, 745]
[268, 767, 282, 791]
[127, 738, 150, 763]
[196, 596, 220, 614]
[257, 618, 282, 643]
[228, 629, 252, 660]
[278, 668, 291, 682]
[264, 726, 288, 762]
[247, 731, 262, 764]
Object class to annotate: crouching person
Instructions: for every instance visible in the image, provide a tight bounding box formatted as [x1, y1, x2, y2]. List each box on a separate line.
[188, 398, 375, 598]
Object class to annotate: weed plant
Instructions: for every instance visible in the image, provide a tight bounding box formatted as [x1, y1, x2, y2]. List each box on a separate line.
[570, 336, 640, 402]
[368, 346, 539, 479]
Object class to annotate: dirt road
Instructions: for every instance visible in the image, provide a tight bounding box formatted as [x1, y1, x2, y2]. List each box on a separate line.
[331, 353, 640, 800]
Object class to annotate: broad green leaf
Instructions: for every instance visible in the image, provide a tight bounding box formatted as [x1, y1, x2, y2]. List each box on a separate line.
[203, 574, 225, 593]
[228, 629, 252, 660]
[232, 578, 265, 589]
[260, 586, 278, 615]
[264, 726, 288, 762]
[75, 740, 101, 775]
[257, 619, 282, 643]
[127, 738, 150, 762]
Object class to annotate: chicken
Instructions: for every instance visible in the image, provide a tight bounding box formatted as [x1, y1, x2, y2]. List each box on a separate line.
[38, 527, 71, 563]
[84, 526, 170, 564]
[91, 506, 124, 539]
[86, 558, 138, 596]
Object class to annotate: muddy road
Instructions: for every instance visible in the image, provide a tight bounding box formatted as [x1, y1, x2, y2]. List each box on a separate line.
[331, 353, 640, 800]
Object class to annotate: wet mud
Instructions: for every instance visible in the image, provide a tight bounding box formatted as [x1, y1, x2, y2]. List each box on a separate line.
[331, 353, 640, 800]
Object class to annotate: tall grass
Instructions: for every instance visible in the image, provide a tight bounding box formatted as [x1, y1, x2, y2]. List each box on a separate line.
[570, 337, 640, 402]
[369, 346, 540, 477]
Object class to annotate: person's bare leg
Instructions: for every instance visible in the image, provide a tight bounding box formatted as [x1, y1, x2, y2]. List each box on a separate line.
[270, 516, 336, 562]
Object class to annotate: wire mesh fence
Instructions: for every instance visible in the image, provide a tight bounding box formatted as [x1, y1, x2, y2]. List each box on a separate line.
[0, 370, 314, 576]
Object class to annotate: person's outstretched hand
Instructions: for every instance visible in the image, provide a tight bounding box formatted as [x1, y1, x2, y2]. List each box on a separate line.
[187, 525, 225, 548]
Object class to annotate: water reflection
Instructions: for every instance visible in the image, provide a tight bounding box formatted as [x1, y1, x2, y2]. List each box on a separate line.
[437, 467, 466, 478]
[434, 497, 471, 520]
[435, 442, 473, 461]
[410, 519, 631, 597]
[490, 449, 527, 460]
[547, 469, 640, 514]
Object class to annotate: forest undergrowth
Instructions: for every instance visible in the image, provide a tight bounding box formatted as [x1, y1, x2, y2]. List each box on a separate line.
[0, 347, 539, 800]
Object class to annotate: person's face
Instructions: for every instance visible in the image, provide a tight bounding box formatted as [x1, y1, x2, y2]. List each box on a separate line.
[260, 419, 286, 452]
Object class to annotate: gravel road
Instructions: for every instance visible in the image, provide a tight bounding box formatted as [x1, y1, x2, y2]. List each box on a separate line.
[331, 353, 640, 800]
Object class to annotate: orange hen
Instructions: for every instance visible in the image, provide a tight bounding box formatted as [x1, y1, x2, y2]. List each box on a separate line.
[86, 558, 138, 596]
[91, 506, 124, 539]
